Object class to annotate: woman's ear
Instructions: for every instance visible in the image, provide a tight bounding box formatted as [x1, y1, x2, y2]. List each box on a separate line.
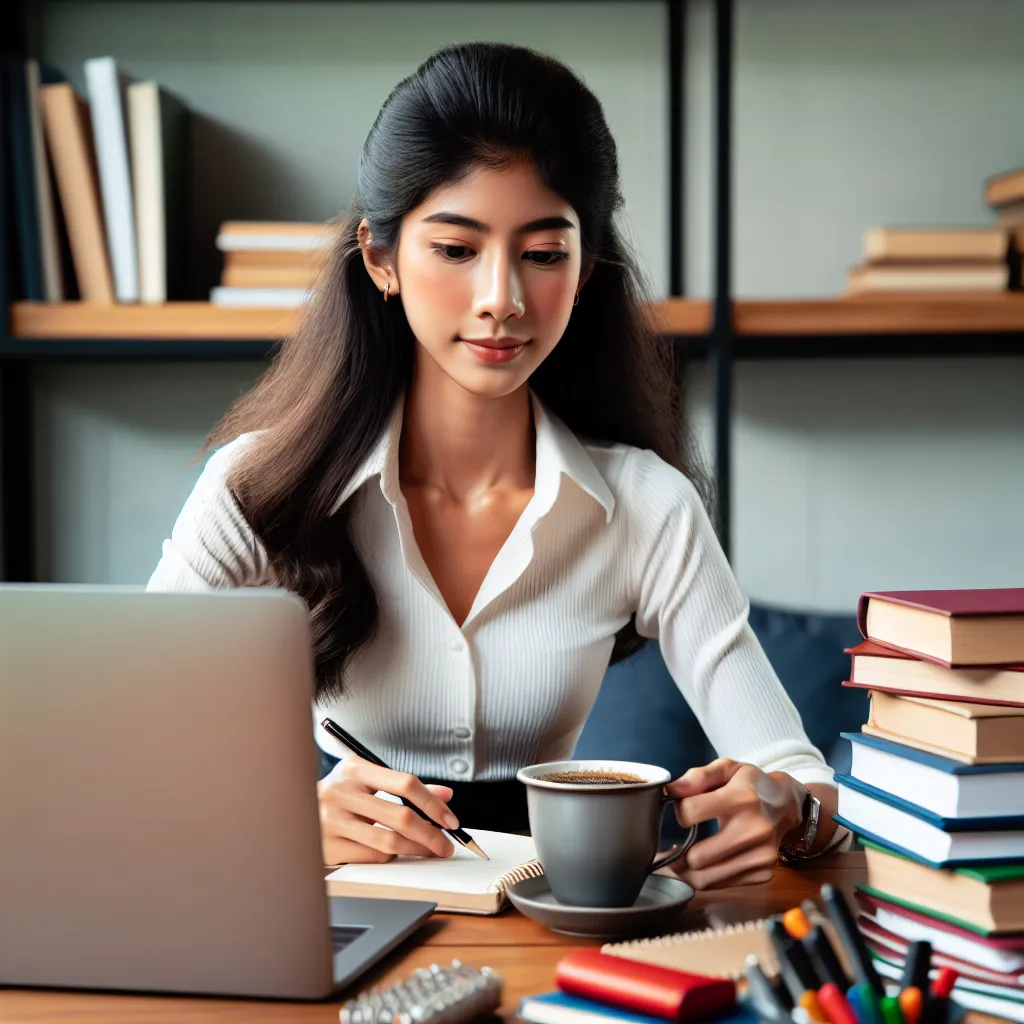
[357, 218, 398, 298]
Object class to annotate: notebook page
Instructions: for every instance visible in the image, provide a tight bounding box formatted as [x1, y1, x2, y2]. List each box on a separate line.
[325, 829, 537, 895]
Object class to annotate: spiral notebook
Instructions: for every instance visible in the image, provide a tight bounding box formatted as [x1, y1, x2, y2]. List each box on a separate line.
[325, 829, 543, 915]
[600, 920, 779, 981]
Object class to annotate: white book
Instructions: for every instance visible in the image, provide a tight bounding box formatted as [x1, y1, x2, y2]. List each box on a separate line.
[849, 740, 1024, 819]
[210, 286, 310, 308]
[84, 56, 138, 302]
[127, 81, 190, 303]
[216, 231, 328, 253]
[837, 780, 1024, 864]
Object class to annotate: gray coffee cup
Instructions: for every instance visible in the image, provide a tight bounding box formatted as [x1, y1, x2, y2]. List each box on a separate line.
[517, 759, 697, 908]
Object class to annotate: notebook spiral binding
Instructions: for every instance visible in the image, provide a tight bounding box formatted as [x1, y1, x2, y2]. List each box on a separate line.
[492, 858, 544, 892]
[601, 919, 779, 980]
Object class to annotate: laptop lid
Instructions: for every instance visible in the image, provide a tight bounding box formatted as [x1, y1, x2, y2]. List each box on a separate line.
[0, 585, 339, 998]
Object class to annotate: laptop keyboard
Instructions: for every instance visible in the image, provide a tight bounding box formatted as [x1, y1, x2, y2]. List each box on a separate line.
[331, 925, 369, 952]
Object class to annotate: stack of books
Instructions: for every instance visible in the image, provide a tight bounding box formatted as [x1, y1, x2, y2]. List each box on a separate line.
[985, 168, 1024, 289]
[845, 228, 1010, 295]
[833, 588, 1024, 1022]
[210, 221, 332, 307]
[7, 55, 191, 304]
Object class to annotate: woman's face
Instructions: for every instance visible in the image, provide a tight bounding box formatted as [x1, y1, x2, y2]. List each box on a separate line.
[382, 160, 584, 398]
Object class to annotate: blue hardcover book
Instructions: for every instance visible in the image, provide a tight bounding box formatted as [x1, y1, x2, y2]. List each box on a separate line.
[842, 732, 1024, 820]
[835, 774, 1024, 868]
[518, 992, 758, 1024]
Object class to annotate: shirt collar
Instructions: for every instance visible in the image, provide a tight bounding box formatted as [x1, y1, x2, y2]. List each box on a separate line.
[330, 391, 616, 524]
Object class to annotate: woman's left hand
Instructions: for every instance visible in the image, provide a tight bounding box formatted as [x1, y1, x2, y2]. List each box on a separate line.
[664, 758, 807, 890]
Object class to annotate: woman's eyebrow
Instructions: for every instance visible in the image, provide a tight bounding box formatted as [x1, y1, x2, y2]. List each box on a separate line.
[421, 212, 576, 233]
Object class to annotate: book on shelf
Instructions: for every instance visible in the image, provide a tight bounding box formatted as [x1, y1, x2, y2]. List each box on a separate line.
[84, 56, 138, 302]
[862, 227, 1009, 264]
[846, 263, 1009, 295]
[857, 588, 1024, 667]
[843, 731, 1024, 818]
[324, 828, 542, 914]
[844, 639, 1024, 706]
[985, 168, 1024, 210]
[210, 285, 310, 308]
[215, 220, 334, 252]
[127, 80, 191, 303]
[223, 247, 328, 270]
[859, 841, 1024, 934]
[856, 889, 1024, 972]
[221, 264, 318, 289]
[40, 81, 115, 303]
[834, 773, 1024, 866]
[864, 689, 1024, 764]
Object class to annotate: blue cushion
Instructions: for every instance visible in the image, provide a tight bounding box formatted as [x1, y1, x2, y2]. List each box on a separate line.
[573, 603, 867, 837]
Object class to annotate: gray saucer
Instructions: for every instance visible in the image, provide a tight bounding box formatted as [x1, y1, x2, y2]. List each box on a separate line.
[507, 874, 695, 938]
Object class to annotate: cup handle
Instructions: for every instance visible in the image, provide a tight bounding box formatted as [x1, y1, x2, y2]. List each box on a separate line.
[649, 794, 698, 873]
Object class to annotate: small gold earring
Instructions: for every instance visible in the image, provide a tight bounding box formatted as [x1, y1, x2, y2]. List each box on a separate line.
[383, 282, 390, 303]
[573, 292, 580, 307]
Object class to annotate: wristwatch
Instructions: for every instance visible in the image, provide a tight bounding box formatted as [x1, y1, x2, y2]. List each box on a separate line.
[778, 788, 820, 862]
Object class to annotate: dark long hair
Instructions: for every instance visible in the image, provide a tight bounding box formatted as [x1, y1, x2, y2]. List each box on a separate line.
[205, 42, 712, 702]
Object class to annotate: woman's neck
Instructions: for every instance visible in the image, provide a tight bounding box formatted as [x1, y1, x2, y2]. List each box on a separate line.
[399, 357, 535, 500]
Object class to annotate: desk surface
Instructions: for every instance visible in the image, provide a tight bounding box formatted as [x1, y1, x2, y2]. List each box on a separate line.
[0, 853, 1002, 1024]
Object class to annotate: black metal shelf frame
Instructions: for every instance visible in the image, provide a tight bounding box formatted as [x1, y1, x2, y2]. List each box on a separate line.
[0, 0, 712, 580]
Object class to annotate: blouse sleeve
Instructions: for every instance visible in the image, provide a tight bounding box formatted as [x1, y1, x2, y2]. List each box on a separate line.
[628, 447, 836, 789]
[145, 436, 268, 592]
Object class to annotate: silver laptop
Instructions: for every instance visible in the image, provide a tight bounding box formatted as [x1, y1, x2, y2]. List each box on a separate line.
[0, 585, 435, 999]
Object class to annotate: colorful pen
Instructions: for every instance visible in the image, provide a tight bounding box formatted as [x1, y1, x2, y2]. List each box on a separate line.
[806, 924, 850, 991]
[900, 941, 932, 993]
[818, 981, 860, 1024]
[766, 918, 828, 1022]
[847, 982, 883, 1024]
[880, 994, 906, 1024]
[898, 987, 923, 1024]
[744, 955, 790, 1024]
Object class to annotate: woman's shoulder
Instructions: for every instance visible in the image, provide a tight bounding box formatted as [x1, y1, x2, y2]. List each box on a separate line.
[582, 439, 706, 515]
[196, 430, 263, 485]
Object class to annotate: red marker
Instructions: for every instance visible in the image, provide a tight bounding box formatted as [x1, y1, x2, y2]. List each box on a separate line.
[817, 982, 859, 1024]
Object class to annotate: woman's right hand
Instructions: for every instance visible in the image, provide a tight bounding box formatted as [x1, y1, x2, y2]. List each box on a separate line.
[317, 755, 460, 865]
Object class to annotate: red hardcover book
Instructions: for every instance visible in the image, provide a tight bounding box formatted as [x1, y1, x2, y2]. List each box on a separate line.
[843, 639, 1024, 708]
[554, 950, 736, 1023]
[857, 589, 1024, 668]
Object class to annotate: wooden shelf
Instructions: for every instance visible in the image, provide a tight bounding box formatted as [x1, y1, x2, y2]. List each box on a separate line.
[9, 301, 296, 340]
[5, 297, 1024, 362]
[5, 299, 711, 340]
[734, 294, 1024, 336]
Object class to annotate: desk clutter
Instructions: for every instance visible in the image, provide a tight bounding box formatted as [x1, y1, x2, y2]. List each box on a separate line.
[515, 884, 966, 1024]
[340, 961, 503, 1024]
[837, 587, 1024, 1023]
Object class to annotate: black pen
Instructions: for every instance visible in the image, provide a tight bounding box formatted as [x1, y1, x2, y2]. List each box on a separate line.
[320, 717, 488, 860]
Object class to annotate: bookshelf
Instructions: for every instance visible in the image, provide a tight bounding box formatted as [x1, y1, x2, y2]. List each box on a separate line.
[3, 0, 1024, 583]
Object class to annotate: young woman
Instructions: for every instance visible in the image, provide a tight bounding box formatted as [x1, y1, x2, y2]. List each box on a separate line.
[148, 42, 848, 886]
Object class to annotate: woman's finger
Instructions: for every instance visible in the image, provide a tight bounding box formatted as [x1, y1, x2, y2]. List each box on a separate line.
[674, 779, 763, 828]
[665, 759, 742, 800]
[338, 789, 454, 859]
[323, 834, 395, 867]
[343, 758, 460, 829]
[677, 840, 778, 891]
[679, 813, 775, 870]
[339, 815, 447, 860]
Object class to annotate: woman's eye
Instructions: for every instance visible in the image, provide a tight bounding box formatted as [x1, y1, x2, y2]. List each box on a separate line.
[431, 243, 474, 262]
[524, 250, 570, 266]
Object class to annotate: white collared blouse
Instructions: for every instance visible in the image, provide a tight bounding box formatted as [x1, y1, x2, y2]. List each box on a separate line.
[147, 394, 836, 791]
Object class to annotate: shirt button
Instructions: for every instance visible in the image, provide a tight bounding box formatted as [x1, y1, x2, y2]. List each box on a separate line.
[450, 758, 469, 774]
[453, 727, 471, 740]
[449, 637, 465, 653]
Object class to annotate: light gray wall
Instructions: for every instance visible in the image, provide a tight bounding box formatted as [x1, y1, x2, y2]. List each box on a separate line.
[32, 0, 1024, 611]
[683, 0, 1024, 611]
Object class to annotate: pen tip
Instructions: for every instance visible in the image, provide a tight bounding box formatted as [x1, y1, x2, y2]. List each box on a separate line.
[465, 839, 489, 860]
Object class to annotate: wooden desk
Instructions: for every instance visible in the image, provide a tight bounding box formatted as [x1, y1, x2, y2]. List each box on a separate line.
[0, 853, 995, 1024]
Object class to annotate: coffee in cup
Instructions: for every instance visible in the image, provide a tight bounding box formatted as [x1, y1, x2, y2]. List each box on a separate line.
[517, 759, 697, 908]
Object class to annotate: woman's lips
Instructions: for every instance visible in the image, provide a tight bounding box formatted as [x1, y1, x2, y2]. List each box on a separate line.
[458, 336, 529, 364]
